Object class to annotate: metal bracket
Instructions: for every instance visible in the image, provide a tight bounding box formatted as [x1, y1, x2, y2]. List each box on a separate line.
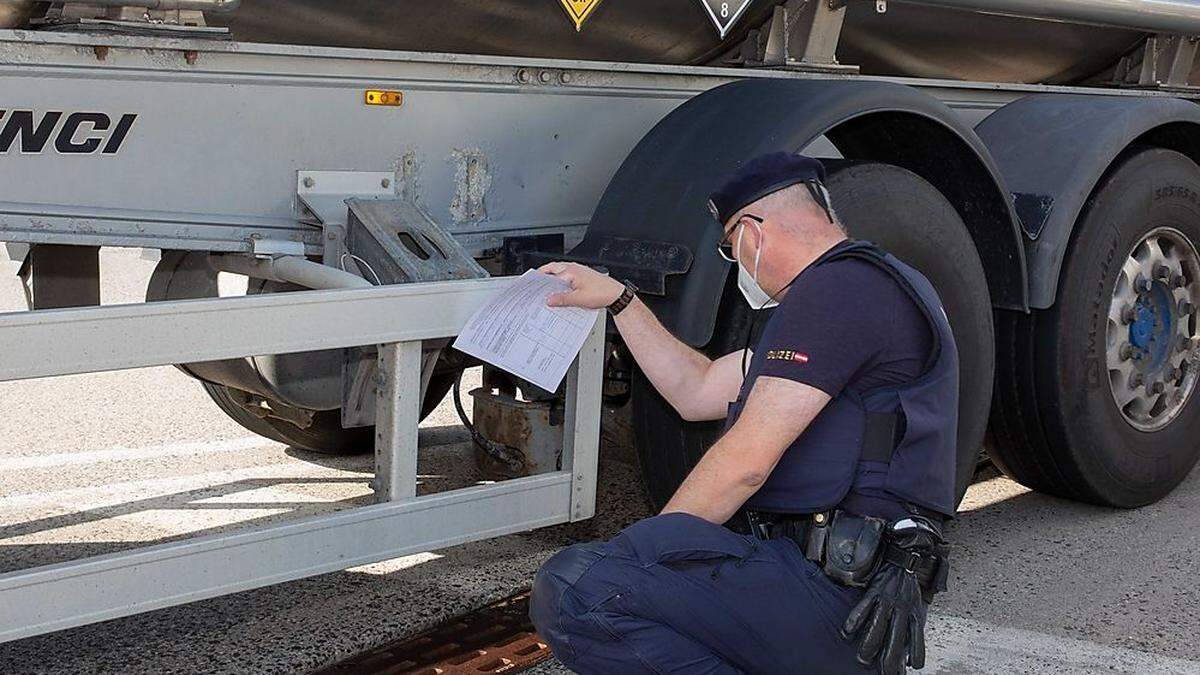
[1111, 35, 1200, 90]
[248, 237, 305, 258]
[523, 235, 692, 297]
[35, 4, 228, 35]
[18, 244, 101, 310]
[339, 196, 488, 429]
[345, 198, 488, 285]
[296, 170, 395, 268]
[743, 0, 858, 72]
[296, 171, 394, 227]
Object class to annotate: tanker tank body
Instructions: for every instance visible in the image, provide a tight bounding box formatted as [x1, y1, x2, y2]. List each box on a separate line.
[4, 0, 1200, 513]
[211, 0, 1151, 85]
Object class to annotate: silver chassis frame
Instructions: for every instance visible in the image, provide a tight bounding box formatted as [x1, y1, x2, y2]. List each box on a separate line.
[0, 279, 606, 643]
[0, 30, 1195, 260]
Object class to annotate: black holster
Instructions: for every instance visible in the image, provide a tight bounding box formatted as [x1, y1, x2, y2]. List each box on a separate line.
[808, 510, 887, 588]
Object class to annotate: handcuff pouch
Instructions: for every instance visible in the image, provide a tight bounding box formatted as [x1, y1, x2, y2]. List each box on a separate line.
[820, 511, 887, 588]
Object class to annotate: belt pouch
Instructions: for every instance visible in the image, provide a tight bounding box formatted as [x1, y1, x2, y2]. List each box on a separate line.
[821, 512, 886, 587]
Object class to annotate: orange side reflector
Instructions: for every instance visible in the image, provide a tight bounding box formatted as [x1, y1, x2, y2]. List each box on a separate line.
[364, 90, 404, 107]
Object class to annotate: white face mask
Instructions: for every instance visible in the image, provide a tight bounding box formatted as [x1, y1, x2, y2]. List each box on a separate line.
[734, 221, 778, 309]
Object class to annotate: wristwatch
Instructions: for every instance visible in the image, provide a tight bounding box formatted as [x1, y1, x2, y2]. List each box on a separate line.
[608, 281, 638, 316]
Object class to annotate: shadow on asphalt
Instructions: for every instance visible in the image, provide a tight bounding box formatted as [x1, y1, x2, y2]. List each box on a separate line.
[0, 425, 538, 575]
[0, 454, 650, 675]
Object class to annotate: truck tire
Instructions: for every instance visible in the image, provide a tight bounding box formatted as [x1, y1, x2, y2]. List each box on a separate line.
[187, 270, 459, 455]
[633, 161, 994, 510]
[989, 147, 1200, 507]
[203, 370, 456, 454]
[202, 381, 293, 446]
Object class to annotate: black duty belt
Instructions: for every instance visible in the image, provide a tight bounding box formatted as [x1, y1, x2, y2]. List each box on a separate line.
[744, 509, 942, 590]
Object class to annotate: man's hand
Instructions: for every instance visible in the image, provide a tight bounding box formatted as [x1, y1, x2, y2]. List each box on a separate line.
[539, 262, 624, 310]
[842, 565, 927, 674]
[841, 519, 948, 673]
[539, 261, 744, 423]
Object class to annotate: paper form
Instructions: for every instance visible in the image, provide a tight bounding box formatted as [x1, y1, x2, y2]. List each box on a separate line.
[453, 270, 601, 393]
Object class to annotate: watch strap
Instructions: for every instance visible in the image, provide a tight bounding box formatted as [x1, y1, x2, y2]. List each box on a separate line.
[608, 282, 638, 316]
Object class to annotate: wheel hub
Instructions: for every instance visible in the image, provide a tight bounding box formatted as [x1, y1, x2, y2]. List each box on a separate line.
[1107, 227, 1200, 432]
[1128, 282, 1174, 370]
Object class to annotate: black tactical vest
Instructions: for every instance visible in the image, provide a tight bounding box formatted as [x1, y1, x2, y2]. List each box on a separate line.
[726, 241, 960, 519]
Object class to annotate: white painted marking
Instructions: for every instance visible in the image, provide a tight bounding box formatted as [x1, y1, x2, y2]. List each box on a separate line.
[0, 436, 272, 471]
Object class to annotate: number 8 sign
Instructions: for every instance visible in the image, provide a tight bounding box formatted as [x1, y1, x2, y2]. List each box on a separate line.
[699, 0, 753, 38]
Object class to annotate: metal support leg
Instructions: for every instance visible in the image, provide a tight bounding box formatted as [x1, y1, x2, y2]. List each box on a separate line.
[562, 314, 606, 522]
[20, 244, 101, 310]
[1112, 34, 1200, 89]
[374, 341, 423, 502]
[753, 0, 851, 70]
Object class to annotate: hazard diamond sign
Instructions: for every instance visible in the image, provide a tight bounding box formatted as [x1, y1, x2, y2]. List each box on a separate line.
[558, 0, 604, 32]
[699, 0, 754, 38]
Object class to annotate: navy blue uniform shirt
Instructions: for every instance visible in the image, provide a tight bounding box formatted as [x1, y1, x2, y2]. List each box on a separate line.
[732, 240, 933, 416]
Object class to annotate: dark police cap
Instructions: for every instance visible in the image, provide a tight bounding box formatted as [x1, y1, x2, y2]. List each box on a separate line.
[707, 152, 828, 225]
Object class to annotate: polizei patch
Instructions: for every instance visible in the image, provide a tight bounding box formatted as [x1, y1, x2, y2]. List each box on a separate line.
[0, 110, 137, 155]
[766, 349, 810, 364]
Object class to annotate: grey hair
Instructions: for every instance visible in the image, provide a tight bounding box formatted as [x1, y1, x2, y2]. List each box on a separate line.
[755, 182, 844, 232]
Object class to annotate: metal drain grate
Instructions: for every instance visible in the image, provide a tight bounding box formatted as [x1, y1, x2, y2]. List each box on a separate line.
[314, 592, 553, 675]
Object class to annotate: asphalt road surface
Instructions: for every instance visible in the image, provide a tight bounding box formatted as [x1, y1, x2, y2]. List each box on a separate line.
[1, 248, 1199, 674]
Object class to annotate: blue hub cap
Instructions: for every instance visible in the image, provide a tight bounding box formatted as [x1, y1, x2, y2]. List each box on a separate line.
[1107, 228, 1200, 432]
[1128, 284, 1175, 372]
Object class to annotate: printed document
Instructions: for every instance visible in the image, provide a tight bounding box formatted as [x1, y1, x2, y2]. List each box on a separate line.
[453, 270, 601, 392]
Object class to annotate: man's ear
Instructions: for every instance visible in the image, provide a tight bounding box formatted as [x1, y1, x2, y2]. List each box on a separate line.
[744, 217, 764, 250]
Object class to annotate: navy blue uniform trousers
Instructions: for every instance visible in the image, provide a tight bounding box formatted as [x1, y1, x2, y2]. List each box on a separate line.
[530, 512, 874, 674]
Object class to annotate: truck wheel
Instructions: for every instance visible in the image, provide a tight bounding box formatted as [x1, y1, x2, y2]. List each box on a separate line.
[202, 374, 456, 454]
[202, 381, 293, 446]
[633, 161, 994, 510]
[989, 147, 1200, 507]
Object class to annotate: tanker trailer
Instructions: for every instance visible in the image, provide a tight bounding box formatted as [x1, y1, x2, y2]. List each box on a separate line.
[2, 0, 1200, 513]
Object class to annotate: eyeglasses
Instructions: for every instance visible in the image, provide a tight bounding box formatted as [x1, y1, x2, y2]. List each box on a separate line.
[718, 214, 764, 263]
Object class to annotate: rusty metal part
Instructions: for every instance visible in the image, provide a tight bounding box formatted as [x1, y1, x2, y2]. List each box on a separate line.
[469, 387, 563, 479]
[314, 592, 552, 675]
[448, 149, 491, 225]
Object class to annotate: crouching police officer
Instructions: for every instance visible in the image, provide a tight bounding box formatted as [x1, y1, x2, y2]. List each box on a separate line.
[530, 153, 955, 674]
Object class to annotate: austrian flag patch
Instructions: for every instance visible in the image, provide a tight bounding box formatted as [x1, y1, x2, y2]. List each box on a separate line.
[766, 349, 810, 364]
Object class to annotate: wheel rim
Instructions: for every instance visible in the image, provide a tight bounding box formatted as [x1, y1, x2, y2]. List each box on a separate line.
[1107, 227, 1200, 432]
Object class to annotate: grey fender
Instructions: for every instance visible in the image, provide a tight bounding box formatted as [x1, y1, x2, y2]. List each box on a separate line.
[576, 78, 1027, 348]
[976, 94, 1200, 309]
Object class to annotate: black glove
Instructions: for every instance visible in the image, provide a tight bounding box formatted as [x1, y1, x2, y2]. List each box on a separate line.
[840, 517, 948, 674]
[842, 557, 928, 673]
